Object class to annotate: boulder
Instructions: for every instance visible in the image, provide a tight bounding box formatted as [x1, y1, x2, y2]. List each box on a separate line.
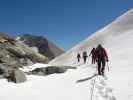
[0, 63, 26, 83]
[7, 68, 27, 83]
[13, 69, 27, 83]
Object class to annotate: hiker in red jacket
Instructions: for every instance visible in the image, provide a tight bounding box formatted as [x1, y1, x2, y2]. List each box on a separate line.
[89, 48, 96, 64]
[95, 44, 109, 76]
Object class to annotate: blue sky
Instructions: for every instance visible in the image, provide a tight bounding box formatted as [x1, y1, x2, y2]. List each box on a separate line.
[0, 0, 132, 50]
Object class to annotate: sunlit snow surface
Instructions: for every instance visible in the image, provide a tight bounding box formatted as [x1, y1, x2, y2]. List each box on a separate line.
[0, 63, 116, 100]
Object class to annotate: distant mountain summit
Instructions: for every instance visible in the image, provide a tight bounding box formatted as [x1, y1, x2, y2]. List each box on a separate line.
[16, 34, 64, 60]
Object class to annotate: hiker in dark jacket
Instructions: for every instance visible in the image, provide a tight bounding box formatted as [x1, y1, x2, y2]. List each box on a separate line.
[77, 53, 81, 62]
[89, 48, 96, 64]
[82, 51, 88, 64]
[95, 44, 109, 75]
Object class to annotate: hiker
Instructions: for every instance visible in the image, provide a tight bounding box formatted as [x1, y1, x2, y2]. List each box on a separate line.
[77, 53, 81, 62]
[89, 48, 96, 64]
[82, 51, 88, 64]
[95, 44, 109, 76]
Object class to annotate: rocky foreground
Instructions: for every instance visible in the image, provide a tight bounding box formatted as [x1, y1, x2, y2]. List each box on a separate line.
[0, 33, 49, 83]
[0, 33, 75, 84]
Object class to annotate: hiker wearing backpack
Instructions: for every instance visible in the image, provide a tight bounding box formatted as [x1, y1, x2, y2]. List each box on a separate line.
[95, 44, 109, 76]
[82, 51, 88, 64]
[89, 48, 96, 64]
[77, 53, 81, 62]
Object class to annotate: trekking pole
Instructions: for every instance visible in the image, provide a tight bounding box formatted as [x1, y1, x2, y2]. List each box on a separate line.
[107, 62, 109, 72]
[90, 77, 96, 100]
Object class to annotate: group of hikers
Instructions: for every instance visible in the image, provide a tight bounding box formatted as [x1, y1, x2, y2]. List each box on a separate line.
[77, 44, 109, 76]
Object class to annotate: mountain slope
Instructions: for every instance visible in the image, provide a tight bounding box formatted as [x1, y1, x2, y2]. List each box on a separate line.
[49, 8, 133, 65]
[48, 8, 133, 100]
[17, 34, 64, 60]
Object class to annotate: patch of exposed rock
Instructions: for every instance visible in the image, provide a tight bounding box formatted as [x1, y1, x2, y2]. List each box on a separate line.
[27, 66, 76, 76]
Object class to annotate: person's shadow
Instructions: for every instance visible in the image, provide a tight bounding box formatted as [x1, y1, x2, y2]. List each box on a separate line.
[76, 74, 98, 83]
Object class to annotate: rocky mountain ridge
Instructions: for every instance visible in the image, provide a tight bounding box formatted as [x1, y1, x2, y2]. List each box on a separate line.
[16, 34, 64, 60]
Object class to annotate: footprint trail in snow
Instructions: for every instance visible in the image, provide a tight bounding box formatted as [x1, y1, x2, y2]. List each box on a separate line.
[90, 76, 116, 100]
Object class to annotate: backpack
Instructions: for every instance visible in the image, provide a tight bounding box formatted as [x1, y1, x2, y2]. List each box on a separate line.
[77, 53, 81, 58]
[83, 51, 87, 57]
[96, 47, 105, 58]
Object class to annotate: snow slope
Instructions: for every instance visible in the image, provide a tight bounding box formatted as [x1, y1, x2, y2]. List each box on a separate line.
[49, 8, 133, 100]
[0, 9, 133, 100]
[50, 8, 133, 66]
[0, 64, 116, 100]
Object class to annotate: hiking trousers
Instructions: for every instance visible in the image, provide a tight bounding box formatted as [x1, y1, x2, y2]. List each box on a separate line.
[83, 56, 87, 64]
[77, 58, 80, 62]
[92, 56, 96, 64]
[97, 58, 106, 75]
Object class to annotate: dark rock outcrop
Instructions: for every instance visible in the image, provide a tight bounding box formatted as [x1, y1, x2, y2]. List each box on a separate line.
[29, 66, 67, 76]
[28, 66, 76, 76]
